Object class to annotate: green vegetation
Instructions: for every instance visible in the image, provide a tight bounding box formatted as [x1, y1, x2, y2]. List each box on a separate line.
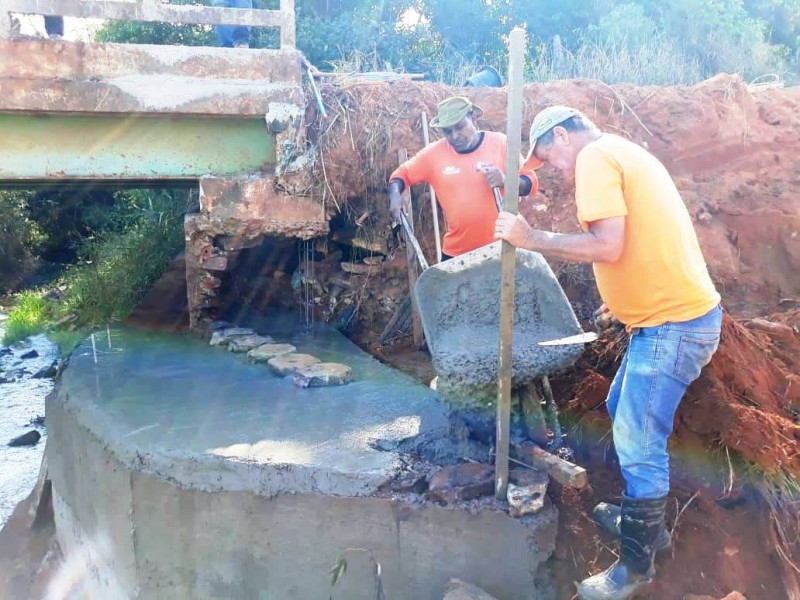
[3, 291, 50, 345]
[91, 0, 800, 85]
[0, 191, 44, 292]
[2, 189, 191, 350]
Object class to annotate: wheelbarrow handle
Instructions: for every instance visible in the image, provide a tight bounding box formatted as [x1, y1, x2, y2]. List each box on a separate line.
[399, 210, 430, 271]
[492, 187, 505, 212]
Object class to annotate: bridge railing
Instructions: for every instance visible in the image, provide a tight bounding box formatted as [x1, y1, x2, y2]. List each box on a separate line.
[2, 0, 296, 47]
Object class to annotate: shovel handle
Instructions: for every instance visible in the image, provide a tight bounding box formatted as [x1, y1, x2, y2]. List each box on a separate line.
[399, 211, 429, 271]
[492, 187, 505, 212]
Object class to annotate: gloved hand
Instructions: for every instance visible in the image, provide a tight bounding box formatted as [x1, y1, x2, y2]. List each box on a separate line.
[593, 304, 621, 332]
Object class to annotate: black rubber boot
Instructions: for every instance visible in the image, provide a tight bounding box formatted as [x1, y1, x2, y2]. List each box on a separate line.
[577, 496, 668, 600]
[592, 502, 672, 552]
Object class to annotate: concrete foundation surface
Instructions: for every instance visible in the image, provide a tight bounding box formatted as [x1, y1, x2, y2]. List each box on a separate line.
[46, 322, 557, 599]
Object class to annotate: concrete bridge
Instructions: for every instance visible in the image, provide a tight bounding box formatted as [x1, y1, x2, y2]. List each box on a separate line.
[0, 0, 329, 326]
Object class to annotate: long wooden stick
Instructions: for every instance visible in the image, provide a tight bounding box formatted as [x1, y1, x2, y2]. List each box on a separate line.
[421, 112, 443, 263]
[495, 27, 526, 500]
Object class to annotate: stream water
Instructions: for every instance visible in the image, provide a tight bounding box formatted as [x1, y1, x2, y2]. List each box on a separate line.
[0, 311, 58, 527]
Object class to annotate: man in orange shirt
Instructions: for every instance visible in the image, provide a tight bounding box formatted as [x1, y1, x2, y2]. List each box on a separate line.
[495, 106, 722, 600]
[388, 96, 538, 260]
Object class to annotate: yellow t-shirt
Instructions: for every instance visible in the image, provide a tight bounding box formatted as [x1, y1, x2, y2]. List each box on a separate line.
[575, 134, 720, 328]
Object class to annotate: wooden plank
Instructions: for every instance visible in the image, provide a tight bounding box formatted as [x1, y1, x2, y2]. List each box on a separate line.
[420, 111, 442, 263]
[512, 441, 588, 489]
[494, 27, 525, 500]
[4, 0, 292, 30]
[398, 148, 425, 350]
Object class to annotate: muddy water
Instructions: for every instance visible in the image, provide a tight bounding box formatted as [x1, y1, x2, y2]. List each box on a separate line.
[0, 318, 58, 527]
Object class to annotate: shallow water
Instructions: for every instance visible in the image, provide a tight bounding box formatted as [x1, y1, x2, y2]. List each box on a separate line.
[0, 323, 58, 527]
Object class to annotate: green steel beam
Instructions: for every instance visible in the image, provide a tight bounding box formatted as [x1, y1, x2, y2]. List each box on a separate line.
[0, 113, 275, 181]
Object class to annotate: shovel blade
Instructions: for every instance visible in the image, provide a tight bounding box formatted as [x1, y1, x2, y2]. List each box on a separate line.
[537, 331, 598, 346]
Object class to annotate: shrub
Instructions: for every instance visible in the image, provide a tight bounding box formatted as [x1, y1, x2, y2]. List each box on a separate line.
[3, 291, 50, 345]
[0, 191, 44, 294]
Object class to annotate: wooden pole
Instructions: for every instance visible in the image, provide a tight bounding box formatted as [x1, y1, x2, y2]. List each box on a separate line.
[398, 148, 426, 350]
[421, 112, 443, 263]
[495, 27, 526, 501]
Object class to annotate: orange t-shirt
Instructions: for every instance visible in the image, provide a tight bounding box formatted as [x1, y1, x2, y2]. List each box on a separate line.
[390, 132, 538, 257]
[575, 134, 720, 328]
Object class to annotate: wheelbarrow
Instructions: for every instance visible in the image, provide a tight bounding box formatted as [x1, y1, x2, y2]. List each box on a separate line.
[397, 191, 592, 390]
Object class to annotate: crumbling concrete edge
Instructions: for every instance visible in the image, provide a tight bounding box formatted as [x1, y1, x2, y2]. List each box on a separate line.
[49, 384, 403, 498]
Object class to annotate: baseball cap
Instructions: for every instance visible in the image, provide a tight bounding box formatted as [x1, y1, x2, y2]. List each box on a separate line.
[524, 105, 584, 169]
[429, 96, 484, 129]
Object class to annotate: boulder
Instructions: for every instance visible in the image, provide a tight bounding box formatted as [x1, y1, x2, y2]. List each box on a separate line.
[33, 361, 58, 379]
[267, 353, 320, 376]
[20, 349, 39, 359]
[8, 430, 41, 447]
[227, 334, 274, 353]
[247, 343, 297, 363]
[292, 363, 352, 387]
[428, 463, 494, 504]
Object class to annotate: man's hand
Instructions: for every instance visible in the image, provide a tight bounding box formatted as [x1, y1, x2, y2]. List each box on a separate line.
[593, 304, 621, 332]
[477, 163, 505, 189]
[388, 181, 404, 224]
[495, 211, 535, 248]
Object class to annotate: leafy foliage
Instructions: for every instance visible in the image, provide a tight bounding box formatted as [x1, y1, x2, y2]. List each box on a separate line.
[0, 191, 44, 293]
[58, 189, 190, 325]
[91, 0, 800, 84]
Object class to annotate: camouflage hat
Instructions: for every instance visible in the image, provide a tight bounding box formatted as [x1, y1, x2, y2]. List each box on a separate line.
[524, 105, 584, 169]
[429, 96, 484, 129]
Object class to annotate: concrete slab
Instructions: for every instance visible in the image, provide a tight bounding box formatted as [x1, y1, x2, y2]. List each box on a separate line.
[0, 39, 303, 116]
[55, 322, 449, 497]
[414, 241, 585, 389]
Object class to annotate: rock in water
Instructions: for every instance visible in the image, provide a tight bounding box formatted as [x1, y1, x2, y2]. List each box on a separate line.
[267, 353, 320, 376]
[247, 343, 297, 363]
[20, 349, 39, 359]
[8, 430, 41, 447]
[227, 334, 274, 353]
[33, 361, 58, 379]
[209, 327, 255, 347]
[292, 363, 352, 388]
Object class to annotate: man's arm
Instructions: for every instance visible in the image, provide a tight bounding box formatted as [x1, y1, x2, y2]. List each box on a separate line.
[477, 166, 535, 196]
[494, 212, 625, 263]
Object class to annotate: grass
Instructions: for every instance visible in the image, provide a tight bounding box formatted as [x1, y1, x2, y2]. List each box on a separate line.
[2, 291, 50, 345]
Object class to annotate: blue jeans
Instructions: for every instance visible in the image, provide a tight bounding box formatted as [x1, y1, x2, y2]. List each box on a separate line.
[606, 305, 722, 499]
[213, 0, 252, 47]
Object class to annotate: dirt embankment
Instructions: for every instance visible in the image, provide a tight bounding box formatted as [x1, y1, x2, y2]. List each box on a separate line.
[315, 74, 800, 319]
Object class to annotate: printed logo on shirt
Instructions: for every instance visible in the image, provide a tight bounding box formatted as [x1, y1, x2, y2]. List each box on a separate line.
[442, 166, 461, 176]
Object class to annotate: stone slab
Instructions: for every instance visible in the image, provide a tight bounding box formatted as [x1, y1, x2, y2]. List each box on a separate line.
[247, 343, 296, 363]
[268, 353, 320, 375]
[227, 334, 274, 352]
[443, 579, 501, 600]
[209, 327, 255, 346]
[292, 362, 352, 387]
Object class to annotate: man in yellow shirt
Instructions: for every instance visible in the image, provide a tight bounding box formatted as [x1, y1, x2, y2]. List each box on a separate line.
[495, 106, 722, 600]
